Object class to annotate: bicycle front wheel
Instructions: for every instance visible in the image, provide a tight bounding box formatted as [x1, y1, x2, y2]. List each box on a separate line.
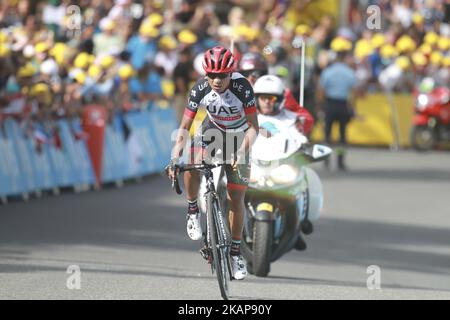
[206, 193, 229, 300]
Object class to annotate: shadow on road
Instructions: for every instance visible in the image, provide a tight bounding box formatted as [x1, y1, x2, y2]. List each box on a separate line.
[0, 176, 196, 252]
[1, 176, 450, 291]
[0, 262, 203, 280]
[317, 168, 450, 183]
[287, 217, 450, 278]
[266, 274, 448, 293]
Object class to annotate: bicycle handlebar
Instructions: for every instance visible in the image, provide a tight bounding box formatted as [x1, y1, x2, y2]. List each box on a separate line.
[169, 163, 225, 195]
[172, 169, 183, 195]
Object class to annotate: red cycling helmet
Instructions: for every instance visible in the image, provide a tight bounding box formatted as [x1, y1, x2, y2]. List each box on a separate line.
[202, 46, 235, 74]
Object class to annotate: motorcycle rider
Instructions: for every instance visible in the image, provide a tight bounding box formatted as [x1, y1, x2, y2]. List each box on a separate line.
[253, 74, 312, 250]
[239, 52, 314, 136]
[166, 46, 259, 280]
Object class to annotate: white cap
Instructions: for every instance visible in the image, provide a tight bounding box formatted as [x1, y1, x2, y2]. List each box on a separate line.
[23, 44, 35, 58]
[193, 53, 205, 76]
[40, 59, 59, 76]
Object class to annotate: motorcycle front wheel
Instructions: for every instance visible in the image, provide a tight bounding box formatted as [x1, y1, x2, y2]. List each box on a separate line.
[252, 220, 273, 277]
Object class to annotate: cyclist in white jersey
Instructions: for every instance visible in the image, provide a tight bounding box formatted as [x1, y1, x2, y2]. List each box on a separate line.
[167, 46, 259, 280]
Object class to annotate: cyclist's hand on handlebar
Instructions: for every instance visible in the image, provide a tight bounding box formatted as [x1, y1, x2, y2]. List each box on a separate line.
[165, 158, 180, 180]
[165, 158, 183, 195]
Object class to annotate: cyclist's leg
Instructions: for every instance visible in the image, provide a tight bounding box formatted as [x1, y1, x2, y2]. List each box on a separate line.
[184, 170, 200, 201]
[223, 131, 250, 280]
[184, 167, 202, 240]
[225, 158, 250, 248]
[184, 119, 211, 240]
[227, 187, 246, 241]
[185, 118, 212, 200]
[226, 178, 249, 280]
[185, 147, 203, 201]
[223, 130, 250, 243]
[226, 182, 249, 281]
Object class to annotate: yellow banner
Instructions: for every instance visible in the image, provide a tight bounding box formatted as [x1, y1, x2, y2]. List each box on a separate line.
[311, 93, 415, 147]
[284, 0, 340, 28]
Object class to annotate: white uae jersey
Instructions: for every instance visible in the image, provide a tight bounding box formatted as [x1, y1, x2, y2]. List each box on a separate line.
[184, 73, 257, 132]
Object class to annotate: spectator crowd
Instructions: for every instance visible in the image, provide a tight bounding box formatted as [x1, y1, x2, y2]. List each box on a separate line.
[0, 0, 449, 136]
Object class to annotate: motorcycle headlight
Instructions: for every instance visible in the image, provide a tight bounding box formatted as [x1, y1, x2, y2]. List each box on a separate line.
[270, 164, 298, 184]
[417, 94, 429, 111]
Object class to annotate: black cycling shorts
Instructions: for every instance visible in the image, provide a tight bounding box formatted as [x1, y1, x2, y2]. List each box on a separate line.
[189, 118, 250, 190]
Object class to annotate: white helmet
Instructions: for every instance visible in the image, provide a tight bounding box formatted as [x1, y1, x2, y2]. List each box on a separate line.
[253, 75, 285, 113]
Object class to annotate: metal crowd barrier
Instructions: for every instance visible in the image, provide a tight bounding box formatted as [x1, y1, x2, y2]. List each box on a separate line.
[0, 106, 178, 204]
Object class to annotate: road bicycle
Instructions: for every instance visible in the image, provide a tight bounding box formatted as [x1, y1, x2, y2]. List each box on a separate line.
[169, 162, 232, 300]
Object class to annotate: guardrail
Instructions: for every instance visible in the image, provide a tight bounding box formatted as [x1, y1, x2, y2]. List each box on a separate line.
[0, 106, 178, 204]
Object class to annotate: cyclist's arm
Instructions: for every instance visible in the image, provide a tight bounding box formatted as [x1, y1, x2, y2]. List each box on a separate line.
[236, 77, 259, 158]
[238, 111, 259, 158]
[171, 113, 194, 160]
[171, 79, 204, 160]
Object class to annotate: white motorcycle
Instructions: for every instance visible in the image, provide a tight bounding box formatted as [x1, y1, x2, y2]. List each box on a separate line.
[239, 115, 331, 276]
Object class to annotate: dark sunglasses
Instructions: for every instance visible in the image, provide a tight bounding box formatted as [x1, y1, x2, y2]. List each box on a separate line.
[206, 73, 230, 79]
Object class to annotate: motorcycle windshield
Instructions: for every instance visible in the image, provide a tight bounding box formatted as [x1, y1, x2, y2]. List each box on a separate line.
[252, 116, 307, 162]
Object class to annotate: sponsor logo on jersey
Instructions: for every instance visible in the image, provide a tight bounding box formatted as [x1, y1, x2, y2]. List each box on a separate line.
[211, 114, 241, 121]
[207, 105, 240, 115]
[247, 98, 256, 106]
[232, 82, 244, 92]
[198, 82, 208, 91]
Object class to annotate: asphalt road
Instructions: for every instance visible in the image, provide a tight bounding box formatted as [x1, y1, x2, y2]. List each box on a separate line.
[1, 147, 450, 300]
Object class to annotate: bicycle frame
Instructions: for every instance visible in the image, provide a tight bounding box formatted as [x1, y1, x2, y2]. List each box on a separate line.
[170, 162, 232, 299]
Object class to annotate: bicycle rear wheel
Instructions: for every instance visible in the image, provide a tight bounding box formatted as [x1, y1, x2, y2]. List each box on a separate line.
[207, 193, 229, 300]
